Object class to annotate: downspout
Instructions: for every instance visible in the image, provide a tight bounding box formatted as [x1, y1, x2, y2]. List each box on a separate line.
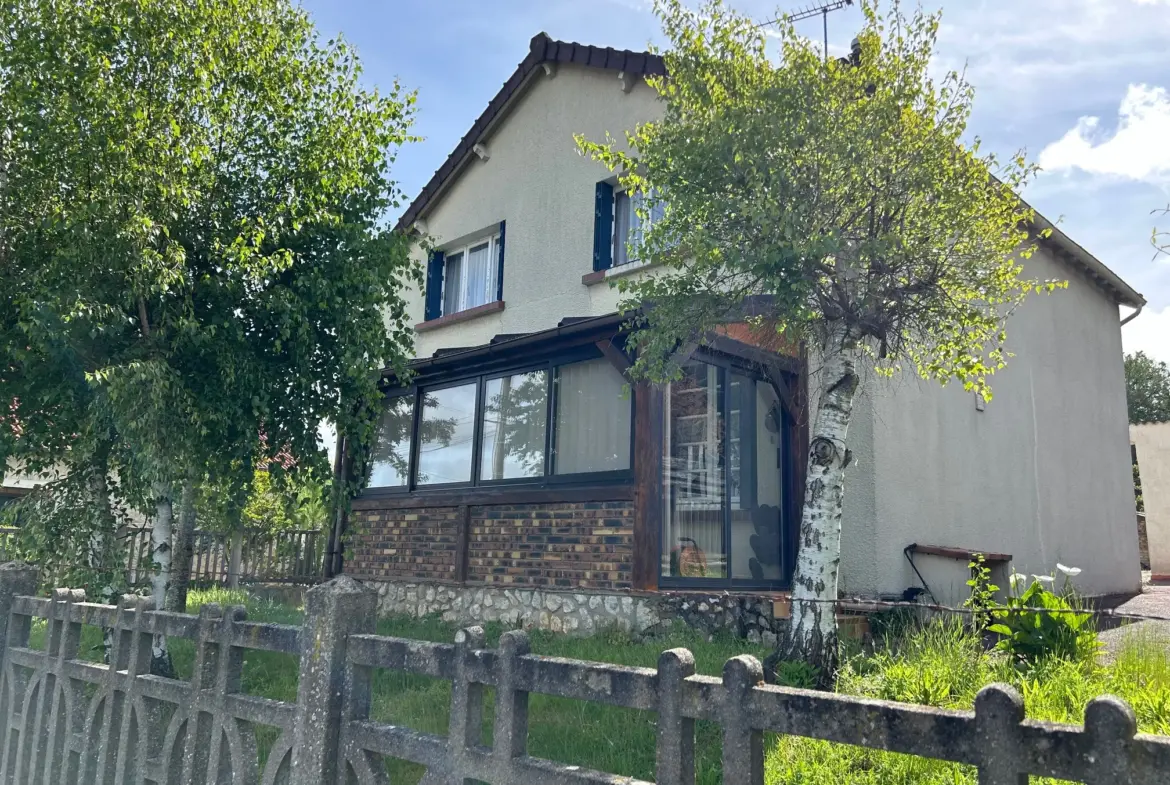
[1120, 304, 1144, 327]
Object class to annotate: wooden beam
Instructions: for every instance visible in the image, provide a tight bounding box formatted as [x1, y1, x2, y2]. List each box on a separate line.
[906, 543, 1012, 564]
[704, 334, 802, 374]
[455, 504, 472, 582]
[632, 381, 663, 591]
[595, 339, 632, 375]
[761, 365, 799, 421]
[352, 482, 635, 510]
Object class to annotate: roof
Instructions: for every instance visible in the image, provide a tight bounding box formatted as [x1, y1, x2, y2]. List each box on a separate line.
[397, 33, 1144, 310]
[1030, 211, 1144, 308]
[394, 33, 666, 233]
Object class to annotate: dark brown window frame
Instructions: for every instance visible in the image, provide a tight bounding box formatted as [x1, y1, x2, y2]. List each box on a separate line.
[363, 344, 635, 499]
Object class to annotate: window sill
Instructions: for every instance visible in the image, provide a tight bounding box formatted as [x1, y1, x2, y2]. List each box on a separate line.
[416, 300, 505, 332]
[581, 259, 660, 287]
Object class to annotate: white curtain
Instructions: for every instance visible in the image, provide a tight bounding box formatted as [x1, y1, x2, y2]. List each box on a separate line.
[465, 240, 493, 308]
[443, 251, 463, 315]
[612, 192, 632, 267]
[554, 358, 631, 474]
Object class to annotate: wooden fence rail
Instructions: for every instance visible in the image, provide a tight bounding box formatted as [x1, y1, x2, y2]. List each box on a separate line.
[0, 566, 1165, 784]
[0, 526, 325, 586]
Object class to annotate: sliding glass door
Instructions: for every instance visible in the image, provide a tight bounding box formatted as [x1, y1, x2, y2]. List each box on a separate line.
[661, 359, 788, 587]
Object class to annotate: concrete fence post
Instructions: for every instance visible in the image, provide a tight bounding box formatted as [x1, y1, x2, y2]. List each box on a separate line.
[0, 563, 38, 668]
[447, 626, 486, 784]
[974, 684, 1028, 785]
[1082, 695, 1140, 784]
[656, 648, 696, 785]
[492, 630, 531, 762]
[290, 575, 375, 785]
[720, 655, 764, 785]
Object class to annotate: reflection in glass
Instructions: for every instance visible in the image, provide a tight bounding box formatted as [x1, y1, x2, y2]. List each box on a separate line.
[415, 382, 477, 485]
[731, 377, 783, 581]
[481, 371, 548, 480]
[552, 358, 631, 474]
[662, 362, 726, 578]
[368, 395, 415, 487]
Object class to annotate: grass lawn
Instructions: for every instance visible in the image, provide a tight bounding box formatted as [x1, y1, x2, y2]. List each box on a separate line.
[28, 587, 1170, 784]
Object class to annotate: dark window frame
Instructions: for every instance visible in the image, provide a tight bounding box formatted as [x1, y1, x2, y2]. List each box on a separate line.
[412, 377, 482, 490]
[657, 351, 796, 592]
[364, 347, 635, 498]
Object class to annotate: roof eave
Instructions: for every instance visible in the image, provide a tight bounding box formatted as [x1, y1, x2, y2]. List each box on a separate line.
[394, 33, 665, 233]
[1030, 212, 1145, 309]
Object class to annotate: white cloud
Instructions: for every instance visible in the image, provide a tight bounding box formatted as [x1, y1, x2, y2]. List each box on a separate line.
[1038, 84, 1170, 182]
[1123, 304, 1170, 365]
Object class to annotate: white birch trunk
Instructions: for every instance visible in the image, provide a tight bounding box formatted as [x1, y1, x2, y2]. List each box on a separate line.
[779, 321, 862, 677]
[150, 484, 174, 676]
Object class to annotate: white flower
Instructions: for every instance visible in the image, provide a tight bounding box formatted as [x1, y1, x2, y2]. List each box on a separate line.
[1056, 563, 1082, 577]
[1009, 573, 1027, 589]
[1032, 574, 1055, 584]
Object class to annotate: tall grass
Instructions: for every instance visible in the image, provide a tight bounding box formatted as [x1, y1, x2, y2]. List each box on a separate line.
[23, 593, 1170, 784]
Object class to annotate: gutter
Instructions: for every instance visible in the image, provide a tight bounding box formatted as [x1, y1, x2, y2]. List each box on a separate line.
[1120, 304, 1144, 327]
[389, 312, 629, 379]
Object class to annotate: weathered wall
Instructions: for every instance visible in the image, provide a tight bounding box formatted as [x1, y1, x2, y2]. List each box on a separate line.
[402, 65, 663, 358]
[1132, 422, 1170, 581]
[348, 500, 636, 591]
[362, 576, 790, 642]
[349, 507, 461, 582]
[469, 501, 633, 589]
[856, 245, 1139, 604]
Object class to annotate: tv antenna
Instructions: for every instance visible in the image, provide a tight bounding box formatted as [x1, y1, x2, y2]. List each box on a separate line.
[762, 1, 855, 63]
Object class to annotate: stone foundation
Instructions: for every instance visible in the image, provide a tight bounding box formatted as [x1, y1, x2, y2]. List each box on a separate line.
[362, 577, 790, 641]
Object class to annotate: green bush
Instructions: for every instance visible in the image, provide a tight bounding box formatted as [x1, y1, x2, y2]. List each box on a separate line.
[988, 573, 1097, 663]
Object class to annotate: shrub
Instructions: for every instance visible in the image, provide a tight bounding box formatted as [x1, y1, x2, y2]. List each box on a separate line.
[988, 571, 1097, 663]
[963, 553, 999, 630]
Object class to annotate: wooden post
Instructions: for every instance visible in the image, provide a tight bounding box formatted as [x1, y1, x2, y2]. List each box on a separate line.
[633, 382, 663, 590]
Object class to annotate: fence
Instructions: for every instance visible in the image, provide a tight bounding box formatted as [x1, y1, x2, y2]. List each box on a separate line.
[0, 565, 1166, 785]
[0, 526, 325, 587]
[124, 527, 326, 586]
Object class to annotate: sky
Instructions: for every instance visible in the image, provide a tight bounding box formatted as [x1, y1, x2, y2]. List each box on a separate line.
[301, 0, 1170, 363]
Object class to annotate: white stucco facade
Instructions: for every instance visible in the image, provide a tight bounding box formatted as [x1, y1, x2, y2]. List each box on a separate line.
[403, 64, 662, 358]
[840, 246, 1141, 603]
[402, 55, 1142, 602]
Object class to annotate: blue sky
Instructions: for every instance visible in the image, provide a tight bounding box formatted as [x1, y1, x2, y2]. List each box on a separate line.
[301, 0, 1170, 362]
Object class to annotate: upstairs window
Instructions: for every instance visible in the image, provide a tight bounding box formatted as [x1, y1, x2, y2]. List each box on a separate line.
[593, 182, 665, 271]
[423, 221, 506, 322]
[613, 189, 664, 267]
[443, 235, 499, 315]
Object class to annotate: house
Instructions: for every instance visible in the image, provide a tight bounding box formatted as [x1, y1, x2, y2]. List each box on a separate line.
[343, 34, 1145, 635]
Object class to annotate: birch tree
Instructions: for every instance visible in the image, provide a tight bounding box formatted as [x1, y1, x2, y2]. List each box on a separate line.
[1, 0, 419, 671]
[579, 0, 1061, 676]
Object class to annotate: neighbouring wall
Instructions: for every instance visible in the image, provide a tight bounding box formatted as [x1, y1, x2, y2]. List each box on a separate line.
[861, 245, 1139, 604]
[1132, 422, 1170, 581]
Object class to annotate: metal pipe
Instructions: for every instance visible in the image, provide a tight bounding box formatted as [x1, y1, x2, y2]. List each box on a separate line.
[1120, 304, 1144, 327]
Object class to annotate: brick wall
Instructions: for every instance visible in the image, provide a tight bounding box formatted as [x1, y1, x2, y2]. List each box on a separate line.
[348, 507, 460, 581]
[347, 499, 635, 590]
[468, 501, 634, 590]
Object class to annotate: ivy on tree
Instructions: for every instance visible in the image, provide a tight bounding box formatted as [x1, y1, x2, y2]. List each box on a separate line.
[579, 0, 1062, 678]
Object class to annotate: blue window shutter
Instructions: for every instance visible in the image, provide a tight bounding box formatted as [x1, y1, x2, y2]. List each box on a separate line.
[593, 182, 614, 271]
[424, 250, 444, 320]
[496, 220, 506, 302]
